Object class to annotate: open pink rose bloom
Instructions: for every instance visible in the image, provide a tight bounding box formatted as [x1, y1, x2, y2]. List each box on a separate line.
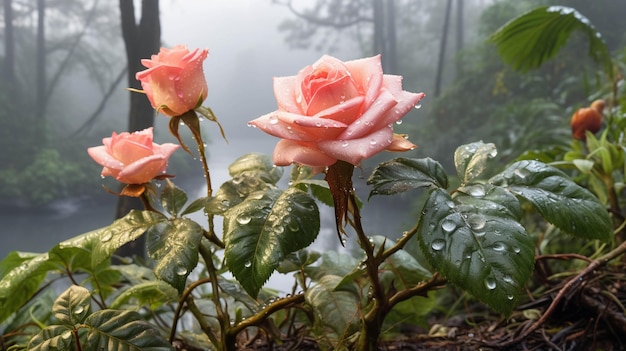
[87, 127, 179, 184]
[136, 45, 209, 117]
[249, 55, 425, 168]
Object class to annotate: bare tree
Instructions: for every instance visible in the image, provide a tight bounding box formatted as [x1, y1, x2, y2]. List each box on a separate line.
[115, 0, 160, 257]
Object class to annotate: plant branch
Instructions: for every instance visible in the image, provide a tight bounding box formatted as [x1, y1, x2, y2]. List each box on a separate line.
[169, 277, 213, 343]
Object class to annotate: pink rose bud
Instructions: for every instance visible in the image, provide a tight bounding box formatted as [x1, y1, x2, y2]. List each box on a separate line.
[136, 45, 209, 117]
[87, 127, 179, 184]
[249, 55, 425, 168]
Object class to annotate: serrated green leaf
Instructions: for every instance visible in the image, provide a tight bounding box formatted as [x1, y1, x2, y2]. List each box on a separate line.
[180, 196, 208, 216]
[53, 285, 92, 326]
[305, 275, 359, 336]
[91, 210, 167, 268]
[224, 187, 320, 298]
[367, 157, 448, 199]
[0, 253, 53, 324]
[160, 179, 188, 216]
[307, 251, 359, 281]
[28, 325, 75, 351]
[490, 6, 612, 76]
[454, 142, 497, 185]
[49, 230, 102, 273]
[277, 249, 321, 274]
[3, 289, 55, 347]
[418, 187, 534, 315]
[228, 153, 283, 184]
[490, 160, 611, 240]
[146, 218, 203, 293]
[109, 281, 179, 310]
[83, 310, 173, 350]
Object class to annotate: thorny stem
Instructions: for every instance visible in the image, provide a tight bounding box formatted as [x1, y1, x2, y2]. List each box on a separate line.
[228, 294, 305, 335]
[169, 277, 213, 343]
[489, 238, 626, 348]
[349, 191, 387, 351]
[198, 242, 234, 350]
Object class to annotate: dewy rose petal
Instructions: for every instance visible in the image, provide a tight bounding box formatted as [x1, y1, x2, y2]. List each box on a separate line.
[87, 127, 179, 184]
[249, 54, 425, 169]
[136, 45, 209, 117]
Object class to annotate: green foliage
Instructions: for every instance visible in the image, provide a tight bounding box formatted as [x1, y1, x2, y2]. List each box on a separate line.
[490, 6, 613, 77]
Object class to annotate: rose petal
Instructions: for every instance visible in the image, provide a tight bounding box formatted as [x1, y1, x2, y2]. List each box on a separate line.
[344, 55, 383, 108]
[111, 138, 153, 165]
[117, 154, 168, 184]
[306, 74, 359, 116]
[273, 76, 302, 114]
[87, 146, 124, 170]
[372, 90, 426, 131]
[313, 96, 364, 125]
[153, 143, 180, 160]
[249, 111, 347, 141]
[273, 139, 337, 168]
[319, 126, 393, 166]
[338, 88, 397, 140]
[386, 133, 417, 152]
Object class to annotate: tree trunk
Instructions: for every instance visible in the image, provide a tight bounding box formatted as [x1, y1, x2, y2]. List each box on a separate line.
[455, 0, 464, 78]
[36, 0, 45, 120]
[434, 0, 452, 97]
[384, 0, 397, 74]
[373, 0, 385, 63]
[4, 0, 16, 87]
[116, 0, 160, 258]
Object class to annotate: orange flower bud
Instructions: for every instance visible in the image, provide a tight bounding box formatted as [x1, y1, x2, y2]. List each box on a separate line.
[570, 99, 604, 140]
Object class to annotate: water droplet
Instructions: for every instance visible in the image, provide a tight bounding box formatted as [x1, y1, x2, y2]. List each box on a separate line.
[176, 266, 187, 276]
[395, 119, 403, 125]
[342, 141, 349, 147]
[74, 306, 84, 314]
[467, 214, 486, 231]
[237, 215, 251, 225]
[468, 185, 486, 197]
[269, 117, 279, 125]
[488, 149, 498, 158]
[102, 232, 112, 242]
[507, 295, 514, 300]
[492, 242, 506, 252]
[513, 246, 521, 254]
[485, 278, 496, 290]
[441, 220, 456, 233]
[446, 201, 455, 208]
[244, 261, 252, 268]
[502, 275, 513, 283]
[431, 239, 446, 251]
[415, 104, 422, 110]
[369, 139, 377, 146]
[514, 168, 530, 180]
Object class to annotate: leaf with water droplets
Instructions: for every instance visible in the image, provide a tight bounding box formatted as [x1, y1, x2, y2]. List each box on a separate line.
[489, 160, 611, 241]
[224, 187, 320, 298]
[28, 325, 75, 351]
[53, 285, 91, 326]
[454, 142, 497, 185]
[305, 275, 360, 336]
[160, 179, 188, 217]
[417, 186, 534, 315]
[367, 157, 448, 199]
[91, 210, 167, 269]
[82, 310, 172, 350]
[146, 217, 203, 293]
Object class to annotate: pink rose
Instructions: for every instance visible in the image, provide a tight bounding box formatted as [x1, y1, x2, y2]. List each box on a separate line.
[88, 127, 179, 184]
[136, 45, 209, 117]
[249, 55, 425, 168]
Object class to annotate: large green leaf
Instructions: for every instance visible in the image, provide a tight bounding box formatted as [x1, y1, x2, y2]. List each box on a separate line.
[109, 281, 179, 310]
[28, 325, 75, 351]
[159, 179, 188, 217]
[305, 275, 360, 336]
[53, 285, 91, 326]
[91, 210, 167, 268]
[367, 157, 448, 198]
[228, 153, 283, 184]
[490, 6, 613, 76]
[146, 217, 203, 293]
[224, 187, 320, 297]
[83, 310, 173, 350]
[49, 230, 103, 273]
[0, 252, 53, 323]
[454, 142, 497, 185]
[418, 186, 534, 315]
[205, 175, 271, 215]
[489, 160, 612, 241]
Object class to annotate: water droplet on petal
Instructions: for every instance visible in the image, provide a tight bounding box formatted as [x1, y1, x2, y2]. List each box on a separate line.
[269, 116, 279, 125]
[342, 141, 349, 148]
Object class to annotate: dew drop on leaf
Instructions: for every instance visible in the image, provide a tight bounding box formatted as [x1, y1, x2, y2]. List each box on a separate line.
[485, 277, 496, 290]
[514, 168, 530, 180]
[431, 239, 446, 251]
[468, 184, 486, 197]
[467, 214, 486, 231]
[101, 232, 112, 242]
[441, 220, 456, 233]
[176, 266, 188, 276]
[74, 306, 84, 314]
[237, 215, 251, 225]
[492, 242, 507, 252]
[244, 261, 252, 268]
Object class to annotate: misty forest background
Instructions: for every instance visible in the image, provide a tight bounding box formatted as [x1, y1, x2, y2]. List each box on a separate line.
[1, 0, 625, 217]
